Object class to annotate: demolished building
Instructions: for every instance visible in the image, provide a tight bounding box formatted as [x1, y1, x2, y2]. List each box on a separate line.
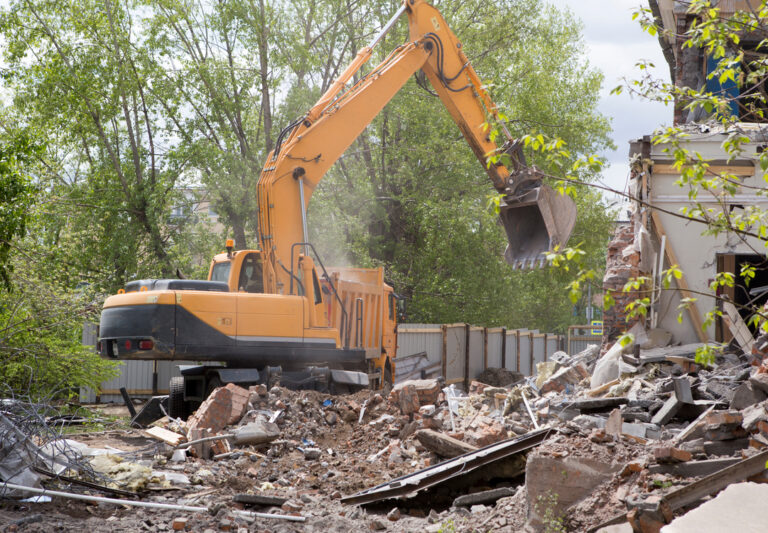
[604, 0, 768, 348]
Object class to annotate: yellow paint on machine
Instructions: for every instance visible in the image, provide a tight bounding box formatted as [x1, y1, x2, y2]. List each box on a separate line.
[177, 291, 239, 337]
[103, 291, 175, 308]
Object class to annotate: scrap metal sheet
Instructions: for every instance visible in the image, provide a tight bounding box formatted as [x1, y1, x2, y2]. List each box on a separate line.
[341, 427, 554, 505]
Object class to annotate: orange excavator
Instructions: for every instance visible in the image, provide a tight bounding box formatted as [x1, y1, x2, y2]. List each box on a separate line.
[98, 0, 576, 416]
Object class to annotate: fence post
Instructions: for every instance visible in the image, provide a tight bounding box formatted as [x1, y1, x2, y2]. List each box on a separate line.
[515, 330, 520, 373]
[501, 328, 507, 369]
[529, 331, 535, 375]
[464, 323, 471, 392]
[483, 328, 488, 371]
[441, 324, 447, 380]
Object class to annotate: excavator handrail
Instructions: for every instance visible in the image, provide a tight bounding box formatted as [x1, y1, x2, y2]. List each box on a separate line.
[290, 242, 351, 349]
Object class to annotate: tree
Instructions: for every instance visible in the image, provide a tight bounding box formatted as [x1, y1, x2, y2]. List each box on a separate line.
[1, 0, 614, 336]
[307, 0, 614, 331]
[1, 0, 193, 290]
[0, 130, 37, 290]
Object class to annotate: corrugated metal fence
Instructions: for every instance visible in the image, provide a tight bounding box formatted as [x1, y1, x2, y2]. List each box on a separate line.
[395, 323, 567, 390]
[81, 321, 598, 402]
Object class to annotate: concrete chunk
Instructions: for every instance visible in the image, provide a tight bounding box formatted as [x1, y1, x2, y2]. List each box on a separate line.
[526, 455, 621, 529]
[730, 381, 767, 410]
[652, 396, 683, 426]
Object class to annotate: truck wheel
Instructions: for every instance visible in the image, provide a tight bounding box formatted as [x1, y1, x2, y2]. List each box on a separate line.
[169, 377, 186, 420]
[206, 374, 223, 397]
[384, 361, 394, 391]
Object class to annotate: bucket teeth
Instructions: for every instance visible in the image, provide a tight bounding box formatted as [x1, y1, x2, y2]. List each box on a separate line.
[498, 184, 576, 270]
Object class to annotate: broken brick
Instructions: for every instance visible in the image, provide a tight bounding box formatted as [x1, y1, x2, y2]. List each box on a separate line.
[187, 383, 250, 434]
[653, 446, 692, 464]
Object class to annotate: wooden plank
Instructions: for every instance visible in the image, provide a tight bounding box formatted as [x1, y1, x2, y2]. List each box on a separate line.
[501, 328, 507, 369]
[653, 163, 754, 177]
[144, 426, 185, 446]
[445, 377, 464, 385]
[464, 324, 471, 392]
[586, 379, 620, 397]
[650, 211, 708, 342]
[662, 449, 768, 512]
[723, 301, 755, 353]
[414, 429, 478, 458]
[441, 324, 447, 379]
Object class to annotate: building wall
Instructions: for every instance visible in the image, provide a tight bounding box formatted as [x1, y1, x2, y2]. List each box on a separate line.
[605, 130, 768, 345]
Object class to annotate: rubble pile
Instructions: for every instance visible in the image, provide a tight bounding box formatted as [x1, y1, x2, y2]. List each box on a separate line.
[7, 328, 768, 531]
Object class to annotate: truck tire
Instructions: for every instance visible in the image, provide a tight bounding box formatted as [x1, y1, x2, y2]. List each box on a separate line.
[169, 376, 186, 420]
[206, 374, 223, 397]
[384, 361, 394, 391]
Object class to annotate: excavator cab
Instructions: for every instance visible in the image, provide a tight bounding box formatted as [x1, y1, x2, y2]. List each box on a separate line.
[498, 182, 577, 269]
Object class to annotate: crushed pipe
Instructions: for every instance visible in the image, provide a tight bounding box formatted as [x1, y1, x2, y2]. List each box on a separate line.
[0, 482, 306, 522]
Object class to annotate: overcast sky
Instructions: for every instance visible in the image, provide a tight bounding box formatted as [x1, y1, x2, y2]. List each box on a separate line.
[550, 0, 671, 199]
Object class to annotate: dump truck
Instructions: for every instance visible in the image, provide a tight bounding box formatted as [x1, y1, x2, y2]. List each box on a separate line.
[98, 0, 577, 416]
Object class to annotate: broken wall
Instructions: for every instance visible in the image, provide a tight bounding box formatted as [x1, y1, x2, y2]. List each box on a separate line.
[606, 128, 768, 345]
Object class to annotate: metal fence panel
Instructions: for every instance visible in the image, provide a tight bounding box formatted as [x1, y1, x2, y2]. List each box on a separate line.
[445, 325, 465, 384]
[80, 360, 198, 403]
[518, 330, 532, 377]
[468, 328, 484, 381]
[395, 326, 442, 380]
[532, 334, 546, 369]
[504, 332, 518, 372]
[486, 330, 502, 369]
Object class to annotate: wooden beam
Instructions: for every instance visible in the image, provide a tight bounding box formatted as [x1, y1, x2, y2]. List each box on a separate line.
[501, 328, 507, 369]
[650, 211, 708, 343]
[652, 163, 754, 177]
[414, 429, 478, 458]
[464, 323, 471, 392]
[441, 324, 447, 380]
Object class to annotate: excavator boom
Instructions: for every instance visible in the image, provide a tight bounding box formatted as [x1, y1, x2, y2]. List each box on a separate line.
[257, 0, 576, 280]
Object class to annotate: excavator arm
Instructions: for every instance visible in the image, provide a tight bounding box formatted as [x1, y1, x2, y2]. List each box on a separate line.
[257, 0, 576, 293]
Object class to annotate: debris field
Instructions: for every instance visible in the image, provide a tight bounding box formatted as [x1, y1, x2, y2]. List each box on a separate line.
[6, 328, 768, 532]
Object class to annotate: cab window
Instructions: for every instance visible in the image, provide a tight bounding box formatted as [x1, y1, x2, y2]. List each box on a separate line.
[388, 293, 395, 320]
[312, 270, 322, 305]
[238, 254, 264, 293]
[211, 261, 231, 283]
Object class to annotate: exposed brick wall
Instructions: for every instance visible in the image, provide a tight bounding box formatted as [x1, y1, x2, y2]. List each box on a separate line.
[602, 219, 647, 345]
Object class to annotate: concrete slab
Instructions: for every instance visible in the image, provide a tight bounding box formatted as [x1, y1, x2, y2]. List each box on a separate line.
[661, 482, 768, 533]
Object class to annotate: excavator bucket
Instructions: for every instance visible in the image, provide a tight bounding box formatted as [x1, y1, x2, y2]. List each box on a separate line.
[498, 183, 577, 269]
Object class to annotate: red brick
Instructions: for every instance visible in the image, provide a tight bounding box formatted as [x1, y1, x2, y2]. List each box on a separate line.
[705, 410, 743, 427]
[171, 517, 187, 531]
[187, 383, 250, 434]
[756, 420, 768, 436]
[653, 446, 692, 463]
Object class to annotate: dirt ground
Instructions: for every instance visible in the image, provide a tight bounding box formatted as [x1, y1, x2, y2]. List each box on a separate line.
[2, 389, 527, 533]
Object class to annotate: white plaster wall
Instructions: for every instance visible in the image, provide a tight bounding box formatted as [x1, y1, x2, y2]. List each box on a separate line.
[649, 133, 768, 343]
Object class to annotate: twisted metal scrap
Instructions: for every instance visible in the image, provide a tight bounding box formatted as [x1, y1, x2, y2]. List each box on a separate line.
[0, 391, 105, 497]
